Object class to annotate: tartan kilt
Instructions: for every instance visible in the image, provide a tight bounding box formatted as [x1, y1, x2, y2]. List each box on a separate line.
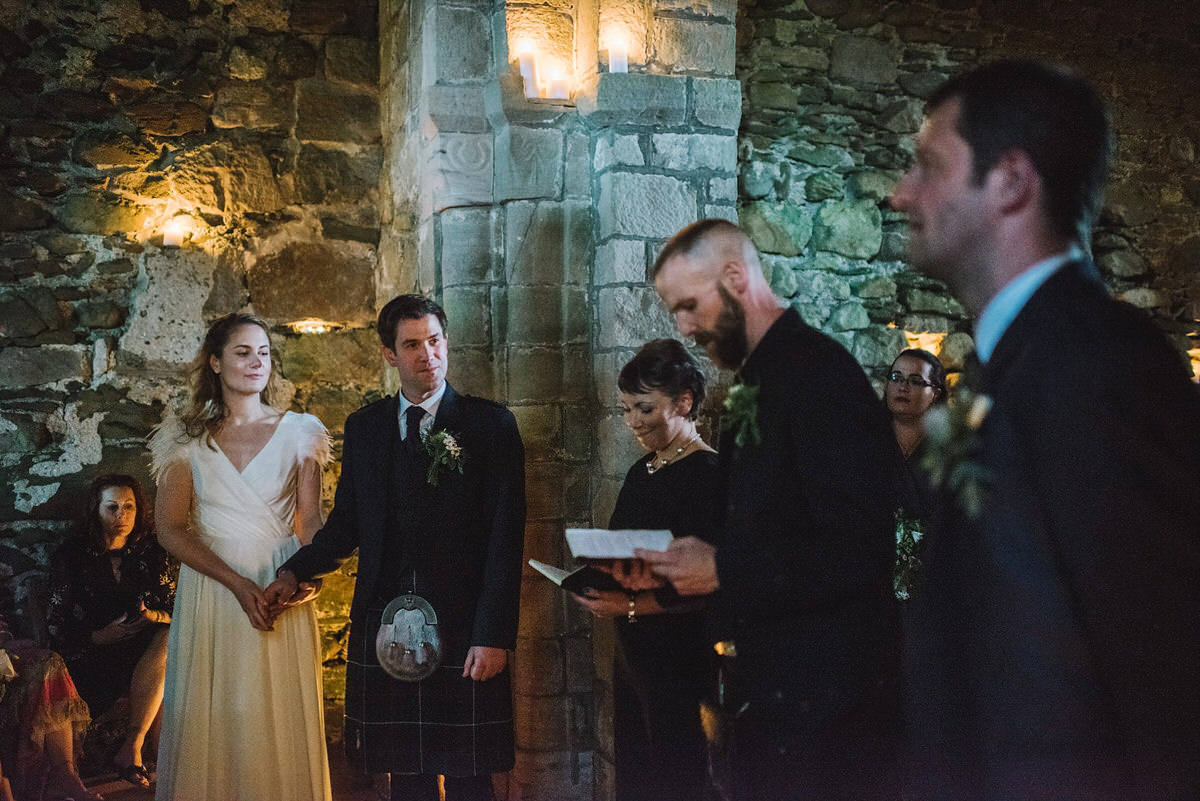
[344, 604, 514, 777]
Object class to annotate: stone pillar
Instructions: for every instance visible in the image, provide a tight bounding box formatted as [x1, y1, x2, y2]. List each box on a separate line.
[576, 1, 741, 797]
[378, 1, 738, 798]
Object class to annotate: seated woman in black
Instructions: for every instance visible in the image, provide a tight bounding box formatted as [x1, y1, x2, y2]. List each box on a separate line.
[47, 474, 176, 788]
[573, 339, 722, 801]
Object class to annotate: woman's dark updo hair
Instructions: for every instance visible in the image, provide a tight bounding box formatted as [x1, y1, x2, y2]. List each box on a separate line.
[618, 339, 706, 421]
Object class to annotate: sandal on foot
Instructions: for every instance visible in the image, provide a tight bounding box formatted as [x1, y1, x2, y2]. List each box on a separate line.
[115, 763, 150, 789]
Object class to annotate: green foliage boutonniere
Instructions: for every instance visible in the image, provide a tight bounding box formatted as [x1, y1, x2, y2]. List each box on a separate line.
[422, 429, 466, 486]
[920, 385, 993, 518]
[893, 511, 924, 600]
[721, 382, 761, 448]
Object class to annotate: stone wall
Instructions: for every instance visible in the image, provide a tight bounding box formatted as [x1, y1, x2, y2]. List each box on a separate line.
[737, 0, 1200, 382]
[4, 1, 1199, 800]
[0, 0, 381, 700]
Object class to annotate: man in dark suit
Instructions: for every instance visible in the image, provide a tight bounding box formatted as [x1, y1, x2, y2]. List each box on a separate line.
[264, 294, 525, 801]
[891, 60, 1200, 799]
[636, 219, 902, 800]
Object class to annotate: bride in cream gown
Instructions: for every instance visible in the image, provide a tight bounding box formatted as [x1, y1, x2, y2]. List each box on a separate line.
[151, 313, 331, 801]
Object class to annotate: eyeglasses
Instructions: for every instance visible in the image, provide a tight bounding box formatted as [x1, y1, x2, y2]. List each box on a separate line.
[888, 371, 937, 389]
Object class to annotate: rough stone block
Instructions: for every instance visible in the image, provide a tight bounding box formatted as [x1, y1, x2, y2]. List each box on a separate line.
[440, 207, 497, 286]
[249, 242, 376, 326]
[829, 35, 898, 86]
[295, 79, 380, 144]
[75, 298, 128, 330]
[937, 332, 976, 371]
[657, 0, 736, 17]
[224, 145, 289, 214]
[442, 285, 492, 347]
[564, 636, 594, 694]
[506, 286, 565, 344]
[75, 132, 157, 169]
[902, 287, 966, 317]
[58, 192, 141, 237]
[514, 694, 570, 751]
[445, 347, 497, 401]
[709, 176, 737, 204]
[326, 36, 379, 86]
[427, 133, 494, 210]
[564, 132, 590, 200]
[805, 171, 844, 202]
[848, 170, 898, 202]
[650, 133, 736, 173]
[505, 200, 592, 286]
[691, 77, 742, 130]
[278, 327, 382, 385]
[828, 300, 870, 331]
[595, 239, 646, 285]
[121, 250, 214, 366]
[510, 750, 594, 801]
[507, 347, 567, 404]
[563, 285, 590, 344]
[525, 461, 566, 521]
[739, 201, 813, 257]
[495, 126, 563, 202]
[127, 93, 208, 137]
[1098, 249, 1148, 278]
[652, 17, 735, 75]
[520, 575, 566, 637]
[597, 172, 696, 240]
[593, 133, 644, 172]
[514, 637, 564, 698]
[812, 199, 883, 259]
[432, 5, 491, 82]
[0, 287, 63, 339]
[0, 345, 89, 388]
[576, 73, 688, 128]
[425, 85, 490, 134]
[300, 386, 369, 432]
[212, 85, 294, 131]
[511, 404, 562, 456]
[596, 286, 675, 351]
[856, 275, 897, 300]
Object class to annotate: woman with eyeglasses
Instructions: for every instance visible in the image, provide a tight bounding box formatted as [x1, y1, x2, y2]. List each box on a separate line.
[884, 348, 946, 520]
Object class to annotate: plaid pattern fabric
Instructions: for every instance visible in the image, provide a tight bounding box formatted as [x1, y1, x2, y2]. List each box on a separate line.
[344, 606, 514, 777]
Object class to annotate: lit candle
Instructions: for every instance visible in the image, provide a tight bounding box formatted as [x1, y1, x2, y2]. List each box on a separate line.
[516, 41, 540, 99]
[608, 38, 628, 73]
[546, 68, 569, 100]
[163, 218, 186, 248]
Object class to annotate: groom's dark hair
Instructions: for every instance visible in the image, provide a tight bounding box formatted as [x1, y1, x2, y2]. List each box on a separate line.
[928, 59, 1112, 245]
[377, 294, 448, 348]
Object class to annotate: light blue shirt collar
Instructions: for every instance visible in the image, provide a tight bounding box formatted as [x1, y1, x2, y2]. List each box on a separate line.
[398, 381, 447, 438]
[974, 246, 1082, 363]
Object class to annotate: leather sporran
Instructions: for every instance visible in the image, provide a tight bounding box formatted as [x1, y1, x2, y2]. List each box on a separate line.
[375, 594, 442, 681]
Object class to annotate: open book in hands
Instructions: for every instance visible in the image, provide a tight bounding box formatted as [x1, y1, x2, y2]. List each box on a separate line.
[528, 529, 673, 596]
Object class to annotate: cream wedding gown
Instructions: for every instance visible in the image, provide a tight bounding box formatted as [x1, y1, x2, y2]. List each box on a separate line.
[151, 411, 332, 801]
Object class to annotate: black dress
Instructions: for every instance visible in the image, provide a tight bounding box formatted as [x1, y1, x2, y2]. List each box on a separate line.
[608, 449, 722, 801]
[47, 535, 176, 716]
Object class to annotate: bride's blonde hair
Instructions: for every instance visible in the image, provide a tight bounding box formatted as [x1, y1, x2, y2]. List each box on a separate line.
[180, 313, 281, 447]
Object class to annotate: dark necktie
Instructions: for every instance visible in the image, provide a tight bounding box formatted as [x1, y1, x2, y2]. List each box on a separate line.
[405, 405, 426, 456]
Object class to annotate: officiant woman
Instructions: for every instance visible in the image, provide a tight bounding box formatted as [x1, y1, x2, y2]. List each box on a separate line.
[572, 339, 722, 801]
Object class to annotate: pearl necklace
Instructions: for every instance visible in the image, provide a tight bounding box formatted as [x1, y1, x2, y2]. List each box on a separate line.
[646, 432, 699, 475]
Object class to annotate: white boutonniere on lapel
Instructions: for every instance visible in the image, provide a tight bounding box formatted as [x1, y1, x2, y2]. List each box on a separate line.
[721, 381, 761, 448]
[920, 386, 993, 518]
[422, 429, 466, 486]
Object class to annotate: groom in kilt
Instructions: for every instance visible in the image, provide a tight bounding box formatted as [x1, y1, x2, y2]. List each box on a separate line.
[266, 294, 526, 801]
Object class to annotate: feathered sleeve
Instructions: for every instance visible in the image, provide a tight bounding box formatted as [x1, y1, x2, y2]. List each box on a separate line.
[148, 412, 191, 484]
[295, 412, 333, 468]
